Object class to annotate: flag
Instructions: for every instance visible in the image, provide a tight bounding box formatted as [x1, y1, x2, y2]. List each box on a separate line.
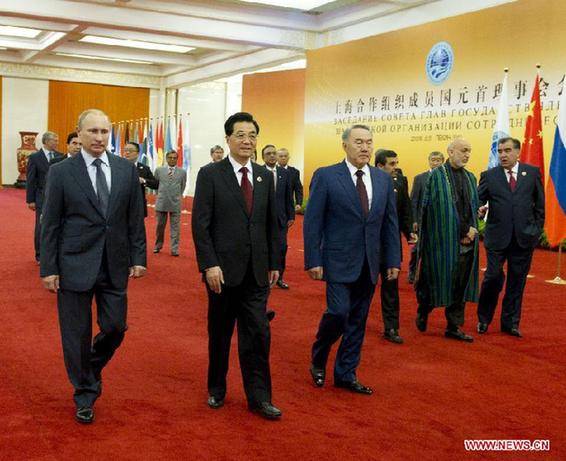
[183, 116, 191, 173]
[133, 121, 139, 149]
[148, 120, 155, 171]
[164, 117, 173, 153]
[109, 124, 116, 155]
[115, 123, 122, 158]
[157, 119, 164, 167]
[488, 71, 510, 168]
[520, 72, 545, 184]
[124, 121, 130, 144]
[545, 77, 566, 247]
[177, 116, 183, 167]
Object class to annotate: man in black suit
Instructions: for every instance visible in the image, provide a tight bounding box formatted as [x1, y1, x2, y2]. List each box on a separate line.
[408, 151, 444, 283]
[123, 142, 159, 217]
[374, 150, 417, 344]
[476, 137, 545, 337]
[26, 131, 64, 262]
[66, 132, 82, 157]
[262, 144, 295, 289]
[40, 109, 147, 424]
[192, 112, 282, 420]
[277, 147, 303, 211]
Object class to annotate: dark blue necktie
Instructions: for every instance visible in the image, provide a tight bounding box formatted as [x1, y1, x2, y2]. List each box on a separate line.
[93, 158, 109, 216]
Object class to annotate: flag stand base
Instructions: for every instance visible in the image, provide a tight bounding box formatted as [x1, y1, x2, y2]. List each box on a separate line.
[545, 276, 566, 285]
[545, 244, 566, 285]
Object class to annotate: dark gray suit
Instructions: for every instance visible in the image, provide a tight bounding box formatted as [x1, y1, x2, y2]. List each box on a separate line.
[26, 149, 64, 260]
[477, 163, 545, 329]
[40, 152, 146, 408]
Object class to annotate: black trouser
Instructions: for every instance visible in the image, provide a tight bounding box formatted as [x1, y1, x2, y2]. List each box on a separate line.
[417, 249, 474, 330]
[408, 245, 418, 283]
[34, 205, 42, 261]
[57, 255, 127, 408]
[207, 265, 271, 405]
[279, 225, 288, 280]
[379, 266, 400, 330]
[477, 236, 534, 329]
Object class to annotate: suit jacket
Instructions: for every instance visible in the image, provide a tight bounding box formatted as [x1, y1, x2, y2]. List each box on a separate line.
[136, 162, 159, 217]
[264, 165, 295, 228]
[154, 166, 187, 212]
[479, 163, 545, 250]
[410, 170, 430, 227]
[304, 161, 400, 285]
[26, 150, 65, 207]
[40, 153, 146, 292]
[192, 157, 280, 287]
[285, 165, 304, 207]
[393, 174, 412, 240]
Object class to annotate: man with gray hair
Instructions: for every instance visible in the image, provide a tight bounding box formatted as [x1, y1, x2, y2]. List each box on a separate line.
[210, 145, 225, 163]
[26, 131, 64, 263]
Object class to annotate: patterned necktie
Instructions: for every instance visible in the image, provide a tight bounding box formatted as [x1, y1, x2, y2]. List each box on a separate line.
[48, 151, 53, 162]
[93, 158, 110, 217]
[240, 166, 253, 215]
[355, 170, 369, 217]
[508, 169, 516, 192]
[168, 167, 174, 178]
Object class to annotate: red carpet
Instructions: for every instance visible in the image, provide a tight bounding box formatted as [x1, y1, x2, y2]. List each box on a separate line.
[0, 187, 564, 460]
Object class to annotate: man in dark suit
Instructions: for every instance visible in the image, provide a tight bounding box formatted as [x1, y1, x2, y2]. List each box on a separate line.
[192, 112, 282, 420]
[66, 132, 82, 157]
[40, 109, 147, 424]
[26, 131, 64, 262]
[374, 149, 417, 344]
[123, 142, 159, 217]
[304, 124, 400, 394]
[408, 151, 444, 283]
[476, 137, 545, 337]
[262, 144, 295, 289]
[276, 148, 304, 211]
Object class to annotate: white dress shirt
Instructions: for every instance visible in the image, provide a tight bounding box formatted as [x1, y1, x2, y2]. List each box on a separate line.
[42, 147, 53, 162]
[81, 149, 111, 194]
[265, 165, 278, 190]
[345, 159, 373, 208]
[228, 154, 253, 189]
[505, 161, 519, 182]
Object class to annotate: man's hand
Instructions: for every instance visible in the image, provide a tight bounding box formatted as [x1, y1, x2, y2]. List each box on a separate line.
[138, 177, 146, 185]
[308, 266, 324, 280]
[295, 204, 302, 212]
[412, 222, 418, 233]
[205, 266, 224, 294]
[408, 233, 418, 244]
[478, 205, 488, 219]
[287, 219, 295, 228]
[28, 202, 36, 211]
[42, 275, 60, 293]
[386, 268, 400, 280]
[129, 265, 147, 278]
[269, 270, 280, 287]
[466, 226, 479, 241]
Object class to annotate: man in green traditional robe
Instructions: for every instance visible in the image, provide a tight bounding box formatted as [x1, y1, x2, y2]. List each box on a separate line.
[415, 139, 479, 342]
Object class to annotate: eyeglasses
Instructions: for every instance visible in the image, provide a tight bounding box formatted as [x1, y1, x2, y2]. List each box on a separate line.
[232, 133, 257, 142]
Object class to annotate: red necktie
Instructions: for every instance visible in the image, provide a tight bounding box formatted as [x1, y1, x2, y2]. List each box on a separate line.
[355, 170, 369, 217]
[508, 170, 516, 192]
[240, 167, 253, 215]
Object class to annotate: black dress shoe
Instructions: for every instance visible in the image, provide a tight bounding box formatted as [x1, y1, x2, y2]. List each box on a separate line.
[249, 402, 282, 420]
[171, 252, 179, 257]
[153, 248, 160, 254]
[207, 395, 225, 409]
[445, 329, 474, 342]
[266, 310, 275, 322]
[334, 380, 373, 395]
[75, 406, 94, 424]
[477, 322, 488, 334]
[310, 366, 325, 387]
[384, 329, 404, 344]
[502, 326, 523, 338]
[276, 280, 289, 289]
[416, 312, 428, 332]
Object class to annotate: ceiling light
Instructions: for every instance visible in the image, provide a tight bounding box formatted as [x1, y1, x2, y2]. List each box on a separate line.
[80, 35, 194, 53]
[238, 0, 332, 10]
[0, 25, 42, 39]
[55, 52, 152, 65]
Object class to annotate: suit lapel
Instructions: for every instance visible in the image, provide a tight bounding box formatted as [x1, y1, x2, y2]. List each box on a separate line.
[515, 163, 527, 193]
[69, 154, 105, 218]
[368, 168, 381, 218]
[219, 158, 249, 216]
[495, 166, 513, 195]
[337, 161, 363, 218]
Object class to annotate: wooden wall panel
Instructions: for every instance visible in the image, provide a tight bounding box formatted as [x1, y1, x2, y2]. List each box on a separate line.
[48, 81, 149, 143]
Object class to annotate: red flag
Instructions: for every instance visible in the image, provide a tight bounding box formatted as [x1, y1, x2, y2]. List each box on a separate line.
[156, 119, 164, 167]
[520, 73, 545, 184]
[177, 116, 183, 167]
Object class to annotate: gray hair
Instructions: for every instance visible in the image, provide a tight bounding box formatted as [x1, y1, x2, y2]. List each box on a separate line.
[42, 131, 58, 144]
[77, 109, 110, 129]
[341, 124, 371, 142]
[428, 150, 444, 160]
[210, 145, 224, 154]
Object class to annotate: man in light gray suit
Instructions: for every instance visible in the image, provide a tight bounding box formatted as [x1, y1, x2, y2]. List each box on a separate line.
[154, 150, 187, 256]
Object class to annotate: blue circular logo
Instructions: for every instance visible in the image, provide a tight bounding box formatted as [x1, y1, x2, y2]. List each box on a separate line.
[426, 42, 454, 85]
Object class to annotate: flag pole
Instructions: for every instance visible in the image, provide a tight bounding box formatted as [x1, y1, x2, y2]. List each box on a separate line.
[546, 242, 566, 285]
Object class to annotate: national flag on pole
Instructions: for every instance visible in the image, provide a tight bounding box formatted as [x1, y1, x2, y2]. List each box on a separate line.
[164, 117, 173, 153]
[157, 119, 164, 167]
[177, 116, 183, 167]
[124, 121, 130, 144]
[139, 119, 148, 166]
[109, 124, 116, 155]
[545, 77, 566, 247]
[133, 121, 139, 149]
[489, 71, 510, 168]
[183, 116, 191, 173]
[520, 71, 545, 184]
[148, 120, 155, 171]
[115, 124, 122, 157]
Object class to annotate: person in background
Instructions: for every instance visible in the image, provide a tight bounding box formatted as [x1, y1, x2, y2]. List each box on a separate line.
[123, 142, 159, 218]
[276, 147, 303, 211]
[210, 145, 225, 163]
[66, 132, 82, 157]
